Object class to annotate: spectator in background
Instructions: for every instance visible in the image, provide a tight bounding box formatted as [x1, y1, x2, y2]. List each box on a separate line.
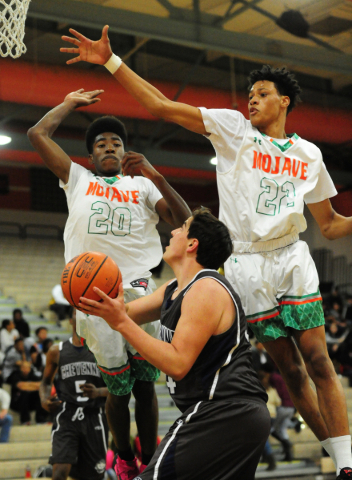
[13, 309, 30, 339]
[326, 322, 348, 360]
[252, 340, 274, 372]
[345, 296, 352, 326]
[334, 331, 352, 387]
[49, 284, 72, 324]
[0, 320, 19, 355]
[327, 287, 344, 313]
[31, 338, 54, 373]
[0, 387, 12, 442]
[2, 338, 28, 383]
[261, 363, 295, 461]
[10, 361, 46, 425]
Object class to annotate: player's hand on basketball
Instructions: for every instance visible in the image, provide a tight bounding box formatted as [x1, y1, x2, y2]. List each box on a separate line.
[79, 283, 127, 331]
[64, 89, 104, 109]
[80, 383, 99, 399]
[61, 25, 113, 66]
[42, 394, 62, 413]
[122, 152, 158, 180]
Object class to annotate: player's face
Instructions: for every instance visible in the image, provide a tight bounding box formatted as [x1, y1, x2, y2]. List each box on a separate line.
[248, 81, 288, 129]
[90, 132, 125, 176]
[164, 217, 193, 264]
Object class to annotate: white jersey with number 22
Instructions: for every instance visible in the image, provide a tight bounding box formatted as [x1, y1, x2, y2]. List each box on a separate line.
[200, 108, 337, 244]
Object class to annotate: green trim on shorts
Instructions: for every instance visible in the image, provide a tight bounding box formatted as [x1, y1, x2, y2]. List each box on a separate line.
[98, 354, 160, 396]
[248, 299, 325, 343]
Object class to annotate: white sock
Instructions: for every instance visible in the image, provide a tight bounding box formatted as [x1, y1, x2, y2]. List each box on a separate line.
[330, 435, 352, 475]
[321, 438, 336, 467]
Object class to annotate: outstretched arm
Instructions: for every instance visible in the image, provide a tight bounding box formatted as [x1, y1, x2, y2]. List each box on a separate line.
[27, 89, 103, 183]
[79, 279, 233, 380]
[308, 199, 352, 240]
[61, 26, 207, 135]
[122, 152, 191, 227]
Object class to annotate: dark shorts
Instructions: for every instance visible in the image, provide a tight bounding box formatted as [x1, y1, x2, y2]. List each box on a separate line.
[136, 399, 270, 480]
[50, 402, 108, 480]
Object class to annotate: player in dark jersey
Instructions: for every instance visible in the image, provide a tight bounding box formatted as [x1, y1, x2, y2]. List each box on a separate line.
[40, 311, 109, 480]
[80, 207, 271, 480]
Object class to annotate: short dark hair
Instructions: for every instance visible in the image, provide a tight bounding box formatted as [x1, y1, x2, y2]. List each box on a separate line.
[187, 207, 233, 270]
[1, 319, 10, 330]
[35, 326, 48, 336]
[248, 65, 302, 114]
[85, 116, 128, 154]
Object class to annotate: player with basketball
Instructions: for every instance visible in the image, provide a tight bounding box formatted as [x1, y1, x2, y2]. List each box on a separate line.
[60, 26, 352, 479]
[79, 207, 271, 480]
[28, 92, 191, 480]
[40, 310, 109, 480]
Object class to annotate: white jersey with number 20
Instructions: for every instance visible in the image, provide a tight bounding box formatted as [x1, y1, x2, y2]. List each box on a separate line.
[60, 162, 163, 286]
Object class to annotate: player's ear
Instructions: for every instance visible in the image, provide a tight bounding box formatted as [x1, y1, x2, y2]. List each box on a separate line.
[281, 95, 290, 109]
[88, 154, 94, 165]
[187, 238, 199, 253]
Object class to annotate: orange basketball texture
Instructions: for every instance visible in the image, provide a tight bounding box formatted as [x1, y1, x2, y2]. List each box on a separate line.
[61, 252, 121, 309]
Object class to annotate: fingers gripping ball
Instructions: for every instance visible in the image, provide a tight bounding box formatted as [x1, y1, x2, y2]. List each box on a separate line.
[61, 252, 121, 309]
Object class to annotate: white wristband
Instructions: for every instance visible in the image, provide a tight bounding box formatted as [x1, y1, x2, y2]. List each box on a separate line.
[104, 53, 122, 74]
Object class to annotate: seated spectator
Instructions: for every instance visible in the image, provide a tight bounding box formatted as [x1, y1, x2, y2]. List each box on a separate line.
[2, 338, 28, 384]
[0, 319, 19, 355]
[327, 286, 344, 313]
[30, 337, 54, 373]
[251, 340, 274, 372]
[261, 363, 295, 461]
[49, 284, 72, 324]
[345, 296, 352, 326]
[326, 322, 348, 360]
[10, 361, 46, 424]
[0, 387, 12, 442]
[258, 370, 281, 471]
[325, 302, 347, 328]
[12, 309, 30, 339]
[334, 330, 352, 386]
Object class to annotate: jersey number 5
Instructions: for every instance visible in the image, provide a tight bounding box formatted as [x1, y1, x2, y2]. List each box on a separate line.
[88, 201, 132, 236]
[256, 178, 295, 216]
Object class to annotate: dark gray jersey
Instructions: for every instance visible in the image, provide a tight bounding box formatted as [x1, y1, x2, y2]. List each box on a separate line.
[56, 338, 106, 408]
[160, 269, 267, 412]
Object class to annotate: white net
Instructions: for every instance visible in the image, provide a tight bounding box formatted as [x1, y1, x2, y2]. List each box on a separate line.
[0, 0, 31, 58]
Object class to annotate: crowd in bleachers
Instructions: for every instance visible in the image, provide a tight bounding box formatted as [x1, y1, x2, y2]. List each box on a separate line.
[0, 308, 56, 441]
[323, 289, 352, 384]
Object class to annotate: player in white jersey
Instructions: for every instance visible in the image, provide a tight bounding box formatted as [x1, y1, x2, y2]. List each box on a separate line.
[60, 27, 352, 480]
[28, 90, 191, 480]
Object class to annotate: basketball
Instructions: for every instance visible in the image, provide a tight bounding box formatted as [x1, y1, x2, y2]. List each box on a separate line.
[61, 252, 122, 309]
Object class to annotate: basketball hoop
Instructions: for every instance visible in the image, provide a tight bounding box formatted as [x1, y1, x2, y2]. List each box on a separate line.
[0, 0, 31, 58]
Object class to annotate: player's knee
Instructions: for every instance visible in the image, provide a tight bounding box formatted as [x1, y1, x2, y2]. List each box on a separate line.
[307, 351, 334, 381]
[52, 466, 69, 480]
[283, 362, 308, 390]
[106, 391, 130, 411]
[132, 380, 156, 405]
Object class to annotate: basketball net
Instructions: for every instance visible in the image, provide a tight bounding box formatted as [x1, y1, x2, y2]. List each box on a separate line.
[0, 0, 31, 58]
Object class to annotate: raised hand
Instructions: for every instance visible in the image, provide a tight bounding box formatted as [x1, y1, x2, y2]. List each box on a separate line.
[122, 152, 159, 180]
[60, 25, 113, 66]
[64, 89, 104, 109]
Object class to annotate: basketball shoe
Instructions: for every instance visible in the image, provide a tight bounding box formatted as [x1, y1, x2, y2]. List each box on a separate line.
[114, 456, 140, 480]
[337, 467, 352, 479]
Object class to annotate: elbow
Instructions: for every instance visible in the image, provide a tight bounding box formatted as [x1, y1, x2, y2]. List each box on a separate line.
[27, 126, 47, 145]
[152, 99, 173, 121]
[169, 365, 189, 382]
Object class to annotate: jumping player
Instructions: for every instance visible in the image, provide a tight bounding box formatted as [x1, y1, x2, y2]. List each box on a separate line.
[60, 26, 352, 479]
[40, 311, 109, 480]
[28, 91, 191, 480]
[80, 208, 271, 480]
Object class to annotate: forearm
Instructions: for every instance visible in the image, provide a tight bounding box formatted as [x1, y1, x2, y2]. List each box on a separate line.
[322, 212, 352, 240]
[114, 63, 170, 119]
[28, 101, 74, 140]
[18, 382, 41, 392]
[153, 174, 191, 227]
[98, 387, 109, 398]
[118, 316, 186, 380]
[39, 381, 52, 404]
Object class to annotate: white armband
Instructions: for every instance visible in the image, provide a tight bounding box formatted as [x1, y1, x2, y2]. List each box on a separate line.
[104, 54, 122, 74]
